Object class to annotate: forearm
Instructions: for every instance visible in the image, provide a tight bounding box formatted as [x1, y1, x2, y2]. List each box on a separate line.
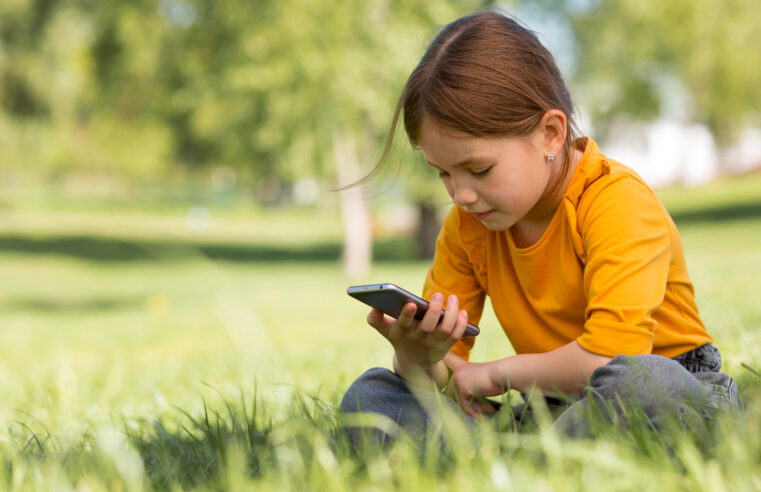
[492, 341, 612, 397]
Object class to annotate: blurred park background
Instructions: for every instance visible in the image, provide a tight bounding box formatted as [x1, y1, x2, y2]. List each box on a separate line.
[1, 0, 761, 489]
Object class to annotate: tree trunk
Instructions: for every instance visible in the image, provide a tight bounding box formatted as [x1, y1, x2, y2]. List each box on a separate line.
[333, 131, 371, 279]
[416, 202, 440, 259]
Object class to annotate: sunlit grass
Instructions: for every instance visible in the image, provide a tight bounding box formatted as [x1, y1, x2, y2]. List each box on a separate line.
[656, 170, 761, 216]
[0, 174, 760, 490]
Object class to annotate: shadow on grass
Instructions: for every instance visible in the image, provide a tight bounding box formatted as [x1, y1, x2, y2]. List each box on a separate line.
[3, 199, 759, 264]
[0, 296, 145, 313]
[0, 234, 418, 263]
[669, 200, 761, 225]
[123, 388, 359, 490]
[8, 371, 759, 489]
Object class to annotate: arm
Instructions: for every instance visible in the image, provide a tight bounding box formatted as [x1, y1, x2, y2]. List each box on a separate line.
[494, 341, 611, 395]
[452, 341, 611, 417]
[577, 176, 672, 356]
[422, 206, 487, 361]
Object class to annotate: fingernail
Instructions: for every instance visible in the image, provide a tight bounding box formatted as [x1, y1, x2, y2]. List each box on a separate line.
[433, 292, 444, 302]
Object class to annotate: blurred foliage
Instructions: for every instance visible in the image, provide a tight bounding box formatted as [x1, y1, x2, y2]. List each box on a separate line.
[560, 0, 761, 147]
[1, 0, 759, 203]
[0, 0, 484, 205]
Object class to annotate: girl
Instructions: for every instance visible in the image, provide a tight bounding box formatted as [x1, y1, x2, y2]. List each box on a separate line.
[340, 10, 741, 444]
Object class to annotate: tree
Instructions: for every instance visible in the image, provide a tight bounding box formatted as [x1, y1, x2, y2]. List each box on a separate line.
[0, 0, 491, 273]
[562, 0, 761, 164]
[248, 0, 484, 275]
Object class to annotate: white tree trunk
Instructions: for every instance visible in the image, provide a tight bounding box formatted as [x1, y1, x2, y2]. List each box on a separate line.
[333, 131, 371, 279]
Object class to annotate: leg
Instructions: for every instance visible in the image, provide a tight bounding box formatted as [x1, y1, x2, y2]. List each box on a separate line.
[553, 354, 712, 437]
[692, 371, 743, 414]
[339, 367, 474, 448]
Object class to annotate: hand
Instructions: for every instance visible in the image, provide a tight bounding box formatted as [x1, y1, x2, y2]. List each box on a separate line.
[367, 292, 469, 373]
[451, 360, 507, 418]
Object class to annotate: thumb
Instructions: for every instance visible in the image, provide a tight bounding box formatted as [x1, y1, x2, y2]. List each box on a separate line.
[367, 308, 394, 336]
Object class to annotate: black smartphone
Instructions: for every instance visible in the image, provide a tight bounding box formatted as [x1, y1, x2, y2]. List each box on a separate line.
[347, 283, 480, 337]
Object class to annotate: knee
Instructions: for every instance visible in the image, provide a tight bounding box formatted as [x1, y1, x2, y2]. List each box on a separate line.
[339, 367, 401, 414]
[586, 354, 707, 414]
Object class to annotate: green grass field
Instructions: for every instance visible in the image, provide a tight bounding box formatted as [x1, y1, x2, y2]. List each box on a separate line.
[1, 173, 760, 490]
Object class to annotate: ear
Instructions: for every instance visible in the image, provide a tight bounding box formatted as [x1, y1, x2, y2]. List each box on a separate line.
[538, 109, 567, 157]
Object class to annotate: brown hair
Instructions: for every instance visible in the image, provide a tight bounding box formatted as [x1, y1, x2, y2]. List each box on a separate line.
[368, 10, 578, 186]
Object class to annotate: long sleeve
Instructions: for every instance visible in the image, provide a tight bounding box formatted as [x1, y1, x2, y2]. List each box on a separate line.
[423, 206, 487, 360]
[576, 176, 672, 356]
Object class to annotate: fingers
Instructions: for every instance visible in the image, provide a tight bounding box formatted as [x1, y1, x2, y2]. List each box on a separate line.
[456, 381, 496, 418]
[427, 294, 468, 341]
[452, 362, 500, 418]
[395, 301, 417, 330]
[368, 302, 420, 339]
[451, 307, 469, 340]
[474, 398, 497, 415]
[419, 292, 444, 334]
[366, 308, 393, 335]
[436, 294, 459, 336]
[462, 398, 497, 419]
[370, 291, 467, 345]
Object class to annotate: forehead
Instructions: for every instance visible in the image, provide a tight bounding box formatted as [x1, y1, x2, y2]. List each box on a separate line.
[418, 117, 504, 167]
[419, 118, 479, 152]
[418, 116, 473, 143]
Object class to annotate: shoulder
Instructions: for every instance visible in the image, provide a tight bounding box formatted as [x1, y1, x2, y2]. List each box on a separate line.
[561, 139, 673, 260]
[436, 205, 489, 270]
[440, 204, 489, 243]
[582, 162, 667, 226]
[566, 138, 667, 226]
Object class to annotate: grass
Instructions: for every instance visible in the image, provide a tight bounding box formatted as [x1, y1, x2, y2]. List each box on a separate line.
[0, 172, 760, 490]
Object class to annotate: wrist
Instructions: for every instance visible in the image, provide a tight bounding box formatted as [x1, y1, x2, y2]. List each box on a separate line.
[394, 353, 451, 390]
[488, 358, 512, 393]
[394, 349, 437, 372]
[393, 352, 434, 379]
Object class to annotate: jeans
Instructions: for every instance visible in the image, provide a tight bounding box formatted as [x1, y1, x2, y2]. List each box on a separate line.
[339, 344, 742, 446]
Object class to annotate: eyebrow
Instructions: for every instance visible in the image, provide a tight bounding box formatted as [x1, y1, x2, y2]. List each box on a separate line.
[425, 157, 490, 169]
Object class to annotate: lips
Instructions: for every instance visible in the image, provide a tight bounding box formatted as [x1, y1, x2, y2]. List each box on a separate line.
[471, 210, 494, 220]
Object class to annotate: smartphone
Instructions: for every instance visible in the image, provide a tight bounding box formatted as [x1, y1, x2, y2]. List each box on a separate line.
[347, 283, 480, 337]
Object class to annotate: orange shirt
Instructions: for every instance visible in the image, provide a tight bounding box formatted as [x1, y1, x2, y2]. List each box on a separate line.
[422, 137, 712, 360]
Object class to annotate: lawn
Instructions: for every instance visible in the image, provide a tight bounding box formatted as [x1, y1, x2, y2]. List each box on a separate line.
[0, 173, 760, 490]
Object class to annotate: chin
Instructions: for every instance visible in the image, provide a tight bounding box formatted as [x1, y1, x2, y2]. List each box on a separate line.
[481, 220, 511, 231]
[481, 213, 517, 231]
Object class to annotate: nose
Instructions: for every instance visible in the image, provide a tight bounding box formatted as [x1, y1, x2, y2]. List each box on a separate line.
[451, 179, 478, 207]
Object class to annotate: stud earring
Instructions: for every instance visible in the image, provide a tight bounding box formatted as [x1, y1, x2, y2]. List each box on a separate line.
[545, 152, 555, 162]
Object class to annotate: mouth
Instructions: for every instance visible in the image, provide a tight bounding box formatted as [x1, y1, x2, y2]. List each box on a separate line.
[471, 210, 494, 220]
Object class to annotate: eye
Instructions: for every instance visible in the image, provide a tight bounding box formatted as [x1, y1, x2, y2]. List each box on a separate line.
[437, 171, 450, 179]
[471, 167, 492, 177]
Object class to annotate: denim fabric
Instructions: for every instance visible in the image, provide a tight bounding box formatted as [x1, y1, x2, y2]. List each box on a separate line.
[339, 367, 476, 448]
[672, 343, 743, 415]
[339, 344, 742, 446]
[552, 348, 741, 436]
[673, 343, 722, 372]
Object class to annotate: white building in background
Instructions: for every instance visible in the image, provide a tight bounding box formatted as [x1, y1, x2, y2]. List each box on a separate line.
[509, 7, 761, 190]
[603, 121, 761, 189]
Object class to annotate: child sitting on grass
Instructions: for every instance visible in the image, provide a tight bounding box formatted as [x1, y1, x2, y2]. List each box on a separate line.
[340, 9, 741, 445]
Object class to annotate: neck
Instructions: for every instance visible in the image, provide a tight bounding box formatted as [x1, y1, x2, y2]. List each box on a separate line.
[509, 147, 582, 248]
[526, 146, 583, 225]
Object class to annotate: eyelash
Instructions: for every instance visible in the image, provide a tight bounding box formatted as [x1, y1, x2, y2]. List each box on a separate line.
[437, 167, 492, 179]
